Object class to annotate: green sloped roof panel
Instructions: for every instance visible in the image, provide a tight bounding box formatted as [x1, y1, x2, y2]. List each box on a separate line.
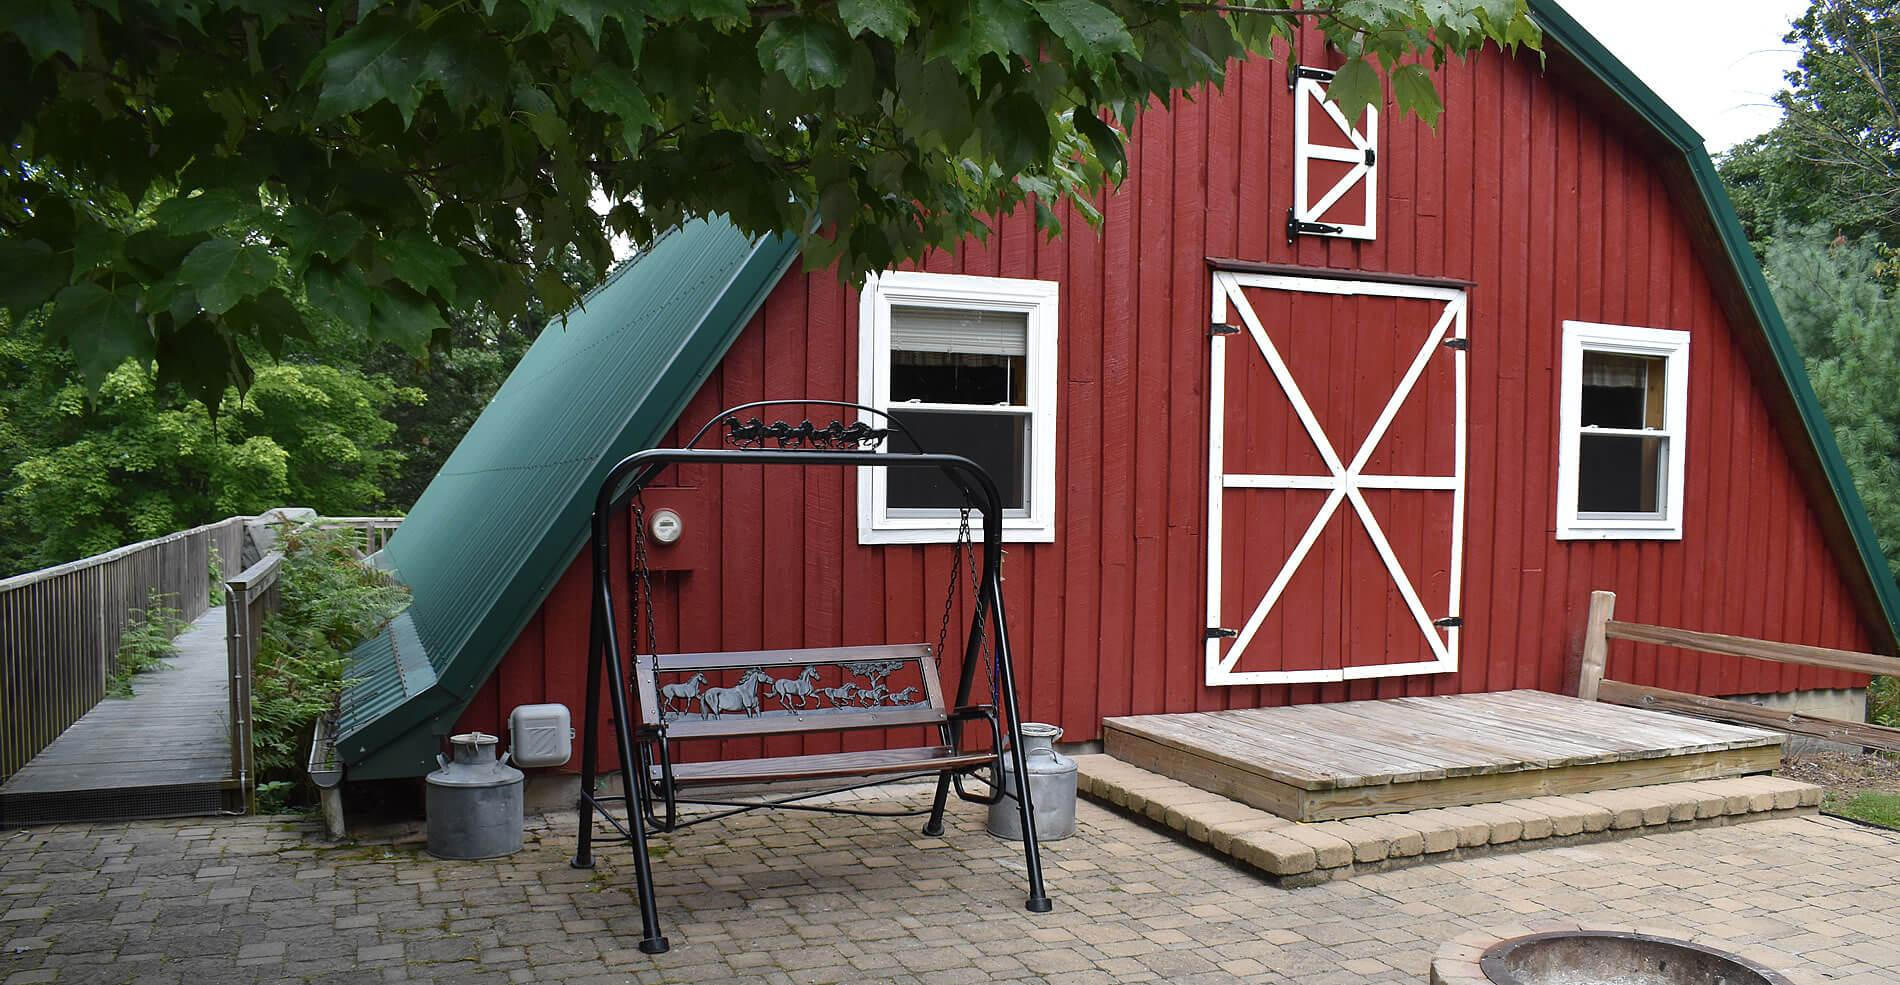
[338, 216, 799, 778]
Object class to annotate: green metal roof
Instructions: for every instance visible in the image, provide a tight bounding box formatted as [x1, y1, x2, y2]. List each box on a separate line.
[338, 216, 799, 779]
[1527, 0, 1900, 649]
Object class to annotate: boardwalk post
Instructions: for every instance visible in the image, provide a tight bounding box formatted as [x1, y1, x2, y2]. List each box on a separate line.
[1577, 590, 1615, 702]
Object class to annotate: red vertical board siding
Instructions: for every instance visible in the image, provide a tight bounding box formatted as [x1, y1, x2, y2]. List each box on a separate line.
[462, 42, 1884, 762]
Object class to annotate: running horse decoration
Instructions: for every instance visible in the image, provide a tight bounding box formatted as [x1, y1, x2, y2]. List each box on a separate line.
[655, 662, 927, 724]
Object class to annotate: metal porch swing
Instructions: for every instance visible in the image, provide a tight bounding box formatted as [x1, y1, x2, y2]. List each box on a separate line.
[571, 399, 1053, 954]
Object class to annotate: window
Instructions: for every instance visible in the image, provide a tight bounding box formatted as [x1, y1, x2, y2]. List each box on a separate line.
[858, 272, 1059, 544]
[1557, 321, 1691, 540]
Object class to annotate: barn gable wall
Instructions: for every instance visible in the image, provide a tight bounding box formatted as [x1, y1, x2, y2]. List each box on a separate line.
[456, 38, 1876, 754]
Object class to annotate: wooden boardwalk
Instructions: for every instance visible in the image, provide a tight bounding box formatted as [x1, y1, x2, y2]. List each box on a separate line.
[1103, 690, 1784, 822]
[0, 607, 238, 826]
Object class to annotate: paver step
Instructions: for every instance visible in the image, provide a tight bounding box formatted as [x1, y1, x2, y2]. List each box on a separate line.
[1075, 754, 1823, 886]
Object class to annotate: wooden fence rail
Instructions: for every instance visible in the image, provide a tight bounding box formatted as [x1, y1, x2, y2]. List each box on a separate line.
[1577, 590, 1900, 754]
[223, 553, 282, 814]
[0, 517, 247, 782]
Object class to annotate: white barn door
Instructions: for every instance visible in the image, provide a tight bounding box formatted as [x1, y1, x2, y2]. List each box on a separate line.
[1205, 271, 1467, 687]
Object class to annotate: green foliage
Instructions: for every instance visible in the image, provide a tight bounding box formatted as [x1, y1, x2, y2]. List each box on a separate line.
[208, 545, 225, 607]
[0, 314, 423, 574]
[250, 525, 408, 802]
[108, 589, 186, 697]
[0, 1, 1537, 405]
[1826, 790, 1900, 829]
[1766, 227, 1900, 565]
[1872, 675, 1900, 727]
[1718, 1, 1900, 252]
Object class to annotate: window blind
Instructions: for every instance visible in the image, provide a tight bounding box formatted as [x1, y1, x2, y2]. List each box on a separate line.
[891, 305, 1028, 356]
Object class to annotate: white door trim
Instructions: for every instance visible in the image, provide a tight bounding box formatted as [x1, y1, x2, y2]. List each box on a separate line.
[1204, 271, 1467, 687]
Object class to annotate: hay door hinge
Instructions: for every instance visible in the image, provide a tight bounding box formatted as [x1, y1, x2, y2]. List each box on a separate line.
[1205, 627, 1239, 640]
[1433, 616, 1463, 629]
[1287, 207, 1344, 244]
[1209, 322, 1241, 337]
[1288, 62, 1336, 90]
[1441, 337, 1469, 351]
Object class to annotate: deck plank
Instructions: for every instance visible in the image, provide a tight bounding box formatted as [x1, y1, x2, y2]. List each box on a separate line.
[1103, 690, 1784, 821]
[0, 607, 236, 824]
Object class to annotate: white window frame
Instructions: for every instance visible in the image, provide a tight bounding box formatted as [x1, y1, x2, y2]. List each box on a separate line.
[1292, 73, 1379, 240]
[1556, 320, 1691, 541]
[856, 271, 1059, 545]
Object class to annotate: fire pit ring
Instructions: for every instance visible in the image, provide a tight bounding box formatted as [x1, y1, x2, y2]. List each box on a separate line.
[1431, 925, 1812, 985]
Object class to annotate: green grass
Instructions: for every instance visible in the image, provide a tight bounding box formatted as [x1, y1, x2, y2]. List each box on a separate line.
[1826, 791, 1900, 830]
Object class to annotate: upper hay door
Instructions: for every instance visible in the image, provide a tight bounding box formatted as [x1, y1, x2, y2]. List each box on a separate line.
[1290, 64, 1379, 241]
[1205, 271, 1466, 687]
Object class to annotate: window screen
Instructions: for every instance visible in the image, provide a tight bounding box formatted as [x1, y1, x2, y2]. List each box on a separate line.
[1577, 351, 1667, 515]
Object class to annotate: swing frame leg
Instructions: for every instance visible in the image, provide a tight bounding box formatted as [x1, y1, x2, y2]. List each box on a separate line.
[922, 773, 953, 837]
[988, 572, 1052, 913]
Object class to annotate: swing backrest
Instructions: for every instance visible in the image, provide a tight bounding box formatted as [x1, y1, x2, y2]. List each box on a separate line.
[634, 643, 953, 739]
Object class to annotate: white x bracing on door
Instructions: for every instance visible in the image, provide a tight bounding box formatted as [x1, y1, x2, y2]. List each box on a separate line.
[1204, 272, 1467, 687]
[1292, 73, 1378, 240]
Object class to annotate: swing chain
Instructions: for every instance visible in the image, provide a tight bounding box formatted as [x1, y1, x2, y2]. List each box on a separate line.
[932, 505, 970, 664]
[631, 495, 659, 665]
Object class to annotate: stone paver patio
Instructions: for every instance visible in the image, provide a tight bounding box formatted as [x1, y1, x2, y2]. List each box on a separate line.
[2, 787, 1897, 984]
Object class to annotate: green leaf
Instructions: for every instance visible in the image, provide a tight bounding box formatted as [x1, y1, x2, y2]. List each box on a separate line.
[178, 238, 277, 316]
[71, 219, 125, 275]
[0, 239, 72, 315]
[369, 285, 446, 351]
[279, 207, 365, 262]
[574, 63, 659, 150]
[839, 0, 913, 40]
[381, 234, 463, 302]
[989, 93, 1052, 173]
[316, 15, 430, 122]
[1389, 64, 1443, 127]
[7, 0, 85, 64]
[1324, 58, 1383, 127]
[305, 260, 372, 327]
[1072, 107, 1126, 177]
[1032, 0, 1134, 69]
[757, 18, 851, 89]
[153, 189, 260, 235]
[46, 282, 151, 389]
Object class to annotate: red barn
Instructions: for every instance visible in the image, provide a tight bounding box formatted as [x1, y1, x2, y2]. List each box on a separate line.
[336, 1, 1899, 781]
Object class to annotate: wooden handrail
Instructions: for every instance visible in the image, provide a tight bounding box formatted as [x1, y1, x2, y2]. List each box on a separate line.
[1576, 589, 1898, 753]
[1604, 619, 1900, 679]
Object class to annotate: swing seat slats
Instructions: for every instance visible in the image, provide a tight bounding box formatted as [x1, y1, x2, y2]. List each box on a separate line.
[653, 746, 997, 786]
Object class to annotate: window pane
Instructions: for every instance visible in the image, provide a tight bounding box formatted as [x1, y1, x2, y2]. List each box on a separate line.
[887, 409, 1027, 510]
[891, 350, 1026, 405]
[1578, 434, 1666, 514]
[1580, 351, 1667, 429]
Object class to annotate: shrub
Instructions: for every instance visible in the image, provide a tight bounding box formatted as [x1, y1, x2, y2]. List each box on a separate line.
[250, 523, 407, 810]
[108, 590, 186, 697]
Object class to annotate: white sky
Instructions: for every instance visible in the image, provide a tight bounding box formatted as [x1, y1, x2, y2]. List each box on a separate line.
[1563, 0, 1807, 153]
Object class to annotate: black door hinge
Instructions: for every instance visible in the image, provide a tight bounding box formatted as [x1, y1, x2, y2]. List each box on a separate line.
[1433, 616, 1463, 629]
[1364, 147, 1376, 167]
[1287, 208, 1344, 244]
[1206, 627, 1239, 640]
[1441, 337, 1469, 351]
[1210, 322, 1241, 337]
[1288, 62, 1336, 90]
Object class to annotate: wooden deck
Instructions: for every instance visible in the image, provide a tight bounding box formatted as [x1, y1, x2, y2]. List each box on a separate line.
[1102, 690, 1784, 822]
[0, 607, 239, 827]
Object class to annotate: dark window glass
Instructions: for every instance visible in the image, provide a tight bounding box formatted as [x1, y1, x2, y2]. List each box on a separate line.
[890, 351, 1025, 405]
[1578, 434, 1665, 514]
[886, 409, 1028, 510]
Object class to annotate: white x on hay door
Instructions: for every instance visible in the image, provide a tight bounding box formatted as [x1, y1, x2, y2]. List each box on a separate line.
[1292, 70, 1378, 240]
[1205, 272, 1466, 687]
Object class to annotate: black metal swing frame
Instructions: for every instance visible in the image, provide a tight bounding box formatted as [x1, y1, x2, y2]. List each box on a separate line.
[570, 400, 1053, 955]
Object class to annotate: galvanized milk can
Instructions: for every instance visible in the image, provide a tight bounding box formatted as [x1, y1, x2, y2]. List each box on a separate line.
[426, 731, 525, 859]
[987, 722, 1077, 841]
